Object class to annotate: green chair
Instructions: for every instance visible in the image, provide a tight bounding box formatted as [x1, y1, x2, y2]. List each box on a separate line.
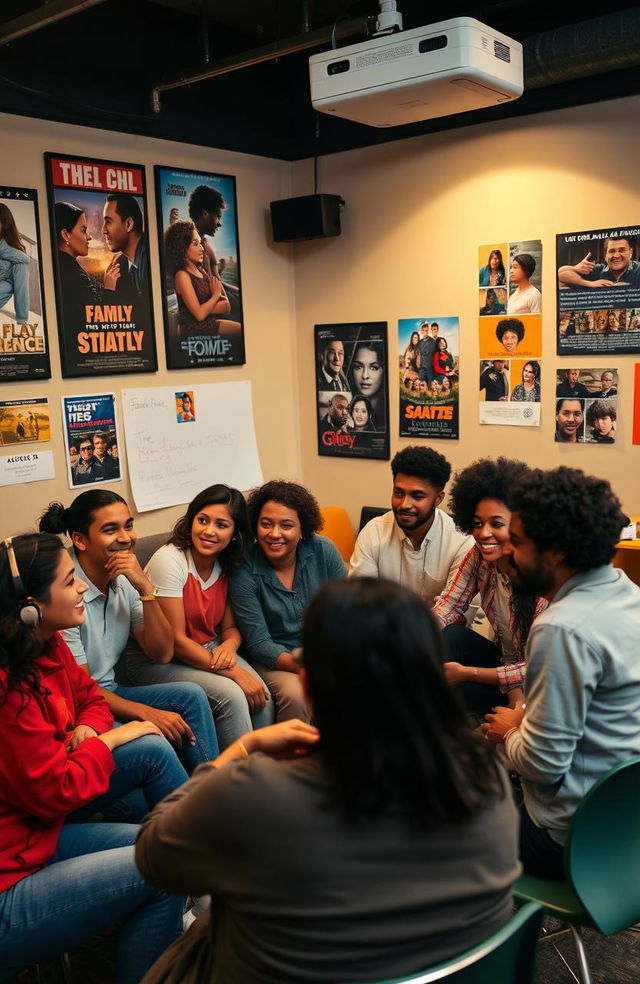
[514, 756, 640, 984]
[348, 901, 543, 983]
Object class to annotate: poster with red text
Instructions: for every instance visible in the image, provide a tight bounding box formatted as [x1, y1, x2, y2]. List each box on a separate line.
[45, 153, 157, 378]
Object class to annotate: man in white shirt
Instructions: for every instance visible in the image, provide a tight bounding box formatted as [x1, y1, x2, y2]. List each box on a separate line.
[349, 446, 473, 606]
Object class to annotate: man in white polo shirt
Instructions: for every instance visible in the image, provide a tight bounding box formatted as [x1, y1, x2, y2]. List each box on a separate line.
[349, 446, 472, 606]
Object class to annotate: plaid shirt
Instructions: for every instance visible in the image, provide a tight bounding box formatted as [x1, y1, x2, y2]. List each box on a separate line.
[433, 545, 547, 692]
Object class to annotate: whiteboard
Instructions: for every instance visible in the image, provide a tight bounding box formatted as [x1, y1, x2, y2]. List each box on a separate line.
[121, 381, 263, 512]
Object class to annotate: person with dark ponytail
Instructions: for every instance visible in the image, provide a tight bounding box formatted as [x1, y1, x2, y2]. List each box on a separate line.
[433, 458, 547, 715]
[0, 533, 186, 982]
[40, 490, 219, 772]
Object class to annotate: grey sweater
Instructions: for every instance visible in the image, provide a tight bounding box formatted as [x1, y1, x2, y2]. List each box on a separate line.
[507, 565, 640, 843]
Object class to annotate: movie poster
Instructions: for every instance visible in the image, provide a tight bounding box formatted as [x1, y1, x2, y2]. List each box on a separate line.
[399, 317, 459, 439]
[155, 166, 245, 370]
[315, 322, 389, 460]
[556, 224, 640, 356]
[44, 153, 157, 378]
[478, 240, 542, 426]
[554, 367, 618, 445]
[0, 186, 51, 381]
[61, 393, 122, 489]
[0, 397, 50, 447]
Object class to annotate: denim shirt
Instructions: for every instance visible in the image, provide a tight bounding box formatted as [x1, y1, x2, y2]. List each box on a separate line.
[229, 535, 346, 668]
[0, 238, 29, 285]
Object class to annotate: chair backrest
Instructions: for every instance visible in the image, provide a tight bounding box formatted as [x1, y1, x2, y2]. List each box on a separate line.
[135, 531, 170, 570]
[320, 506, 355, 563]
[359, 505, 389, 532]
[354, 902, 543, 984]
[566, 756, 640, 935]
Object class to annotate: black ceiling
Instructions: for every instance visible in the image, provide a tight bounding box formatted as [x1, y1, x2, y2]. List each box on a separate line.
[1, 0, 639, 161]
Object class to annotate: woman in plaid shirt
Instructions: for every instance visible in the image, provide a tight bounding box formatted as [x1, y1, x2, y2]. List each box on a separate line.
[433, 458, 546, 715]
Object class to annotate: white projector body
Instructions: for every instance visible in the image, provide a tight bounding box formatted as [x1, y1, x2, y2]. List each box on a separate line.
[309, 17, 523, 128]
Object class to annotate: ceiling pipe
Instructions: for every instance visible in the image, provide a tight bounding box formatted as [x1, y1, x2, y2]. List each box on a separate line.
[0, 0, 106, 45]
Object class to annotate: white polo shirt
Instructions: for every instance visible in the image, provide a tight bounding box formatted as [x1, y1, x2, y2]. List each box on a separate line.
[348, 509, 473, 606]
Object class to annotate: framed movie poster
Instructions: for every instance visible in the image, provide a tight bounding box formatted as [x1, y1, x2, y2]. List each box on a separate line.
[44, 153, 158, 378]
[154, 166, 245, 369]
[556, 224, 640, 355]
[399, 317, 460, 439]
[60, 393, 122, 489]
[0, 186, 51, 381]
[315, 322, 389, 460]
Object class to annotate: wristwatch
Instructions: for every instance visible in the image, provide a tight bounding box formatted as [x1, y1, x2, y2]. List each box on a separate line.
[139, 586, 158, 602]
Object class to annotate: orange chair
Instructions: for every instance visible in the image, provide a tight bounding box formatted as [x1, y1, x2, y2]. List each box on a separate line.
[320, 506, 356, 563]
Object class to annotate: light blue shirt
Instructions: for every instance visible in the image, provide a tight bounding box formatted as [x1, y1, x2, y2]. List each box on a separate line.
[62, 548, 144, 691]
[506, 565, 640, 843]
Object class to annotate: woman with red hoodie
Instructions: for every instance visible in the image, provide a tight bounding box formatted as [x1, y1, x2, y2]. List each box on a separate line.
[0, 533, 186, 983]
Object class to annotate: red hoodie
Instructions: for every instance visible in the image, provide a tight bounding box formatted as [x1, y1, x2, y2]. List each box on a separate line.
[0, 633, 115, 892]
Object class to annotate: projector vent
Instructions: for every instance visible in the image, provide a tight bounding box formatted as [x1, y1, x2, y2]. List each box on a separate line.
[494, 40, 511, 62]
[354, 41, 414, 70]
[418, 35, 448, 54]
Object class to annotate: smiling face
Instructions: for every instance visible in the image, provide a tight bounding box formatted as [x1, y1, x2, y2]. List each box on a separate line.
[489, 251, 501, 270]
[410, 331, 420, 346]
[352, 346, 383, 397]
[74, 502, 136, 568]
[391, 474, 444, 535]
[93, 435, 107, 461]
[604, 238, 632, 274]
[78, 440, 94, 463]
[556, 400, 583, 440]
[501, 330, 519, 353]
[437, 338, 447, 352]
[351, 399, 369, 430]
[472, 497, 511, 565]
[256, 500, 301, 568]
[601, 372, 614, 392]
[190, 503, 234, 562]
[37, 550, 88, 638]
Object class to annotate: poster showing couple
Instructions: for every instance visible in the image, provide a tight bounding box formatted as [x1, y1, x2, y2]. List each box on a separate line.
[478, 240, 543, 426]
[398, 317, 459, 440]
[0, 186, 51, 381]
[556, 224, 640, 355]
[44, 153, 157, 378]
[155, 166, 245, 370]
[315, 322, 389, 460]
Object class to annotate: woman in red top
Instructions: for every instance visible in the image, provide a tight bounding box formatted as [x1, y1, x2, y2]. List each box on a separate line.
[0, 534, 185, 983]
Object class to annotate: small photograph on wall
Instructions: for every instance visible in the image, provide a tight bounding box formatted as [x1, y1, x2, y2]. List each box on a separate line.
[155, 166, 245, 370]
[554, 368, 618, 445]
[399, 317, 459, 440]
[61, 393, 122, 488]
[315, 322, 389, 460]
[556, 224, 640, 355]
[0, 186, 51, 381]
[44, 152, 158, 378]
[0, 397, 50, 446]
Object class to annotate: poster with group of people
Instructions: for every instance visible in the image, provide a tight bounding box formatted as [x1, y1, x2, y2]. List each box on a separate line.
[0, 186, 51, 382]
[556, 225, 640, 356]
[45, 153, 158, 379]
[398, 317, 459, 439]
[555, 367, 619, 445]
[0, 397, 50, 447]
[155, 166, 245, 370]
[315, 323, 390, 460]
[478, 240, 543, 426]
[61, 393, 122, 488]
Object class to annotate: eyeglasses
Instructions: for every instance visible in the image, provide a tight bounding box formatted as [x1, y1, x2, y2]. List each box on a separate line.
[80, 445, 92, 452]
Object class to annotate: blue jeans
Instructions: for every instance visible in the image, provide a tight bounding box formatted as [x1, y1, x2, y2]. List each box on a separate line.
[115, 682, 219, 771]
[0, 261, 29, 322]
[0, 823, 183, 984]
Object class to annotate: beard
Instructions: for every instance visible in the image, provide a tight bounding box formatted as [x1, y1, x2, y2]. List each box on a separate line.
[510, 554, 554, 597]
[392, 506, 434, 532]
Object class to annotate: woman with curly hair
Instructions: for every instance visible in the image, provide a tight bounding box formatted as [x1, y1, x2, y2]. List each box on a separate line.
[0, 534, 185, 982]
[163, 220, 239, 337]
[128, 485, 274, 749]
[228, 480, 346, 722]
[433, 458, 546, 716]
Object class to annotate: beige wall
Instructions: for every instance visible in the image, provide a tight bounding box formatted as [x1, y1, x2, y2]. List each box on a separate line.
[292, 95, 640, 528]
[0, 112, 299, 537]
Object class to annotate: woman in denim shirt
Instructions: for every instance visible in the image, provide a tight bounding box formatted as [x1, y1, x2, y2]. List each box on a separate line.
[0, 203, 30, 323]
[229, 481, 345, 723]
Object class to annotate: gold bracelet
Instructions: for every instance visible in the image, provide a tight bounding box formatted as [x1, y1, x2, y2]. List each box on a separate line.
[139, 586, 158, 602]
[237, 740, 249, 759]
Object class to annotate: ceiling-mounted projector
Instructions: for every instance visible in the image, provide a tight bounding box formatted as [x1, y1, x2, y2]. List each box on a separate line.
[309, 17, 523, 128]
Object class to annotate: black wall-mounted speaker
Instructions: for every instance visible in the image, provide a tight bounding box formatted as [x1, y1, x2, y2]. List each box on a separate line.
[270, 193, 343, 242]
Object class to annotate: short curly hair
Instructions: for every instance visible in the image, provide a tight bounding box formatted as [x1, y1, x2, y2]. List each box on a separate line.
[496, 318, 525, 343]
[448, 457, 529, 534]
[247, 480, 323, 540]
[509, 467, 627, 570]
[391, 446, 451, 489]
[164, 220, 195, 276]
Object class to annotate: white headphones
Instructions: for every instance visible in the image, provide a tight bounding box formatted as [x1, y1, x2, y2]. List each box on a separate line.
[4, 537, 42, 626]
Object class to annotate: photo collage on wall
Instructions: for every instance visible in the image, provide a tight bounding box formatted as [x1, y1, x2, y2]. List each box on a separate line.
[315, 322, 390, 460]
[555, 367, 618, 445]
[556, 224, 640, 356]
[155, 166, 245, 370]
[0, 186, 51, 382]
[478, 239, 542, 426]
[398, 317, 459, 439]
